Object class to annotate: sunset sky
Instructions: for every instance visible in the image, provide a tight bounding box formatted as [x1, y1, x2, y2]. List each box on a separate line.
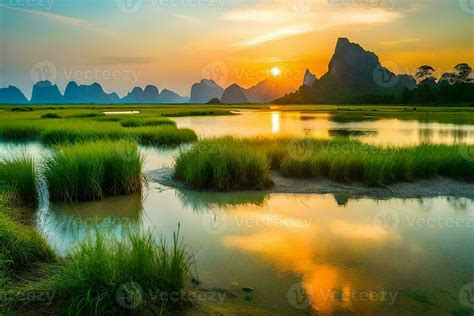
[1, 0, 473, 97]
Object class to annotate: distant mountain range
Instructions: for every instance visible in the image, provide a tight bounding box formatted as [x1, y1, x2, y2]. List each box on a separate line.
[0, 38, 431, 105]
[0, 77, 296, 105]
[6, 81, 188, 105]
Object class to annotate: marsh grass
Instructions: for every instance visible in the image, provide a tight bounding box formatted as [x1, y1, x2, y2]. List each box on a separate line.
[120, 117, 176, 128]
[44, 141, 143, 202]
[132, 126, 198, 146]
[50, 228, 192, 314]
[174, 137, 474, 189]
[0, 122, 43, 141]
[39, 123, 197, 146]
[175, 137, 272, 190]
[0, 212, 55, 277]
[0, 156, 37, 206]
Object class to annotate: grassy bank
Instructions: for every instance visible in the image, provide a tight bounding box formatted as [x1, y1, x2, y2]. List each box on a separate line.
[174, 137, 474, 189]
[175, 138, 272, 190]
[0, 156, 37, 206]
[48, 229, 191, 314]
[45, 141, 143, 202]
[0, 211, 55, 286]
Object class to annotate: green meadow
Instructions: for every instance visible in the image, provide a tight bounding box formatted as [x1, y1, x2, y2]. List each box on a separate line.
[0, 107, 199, 146]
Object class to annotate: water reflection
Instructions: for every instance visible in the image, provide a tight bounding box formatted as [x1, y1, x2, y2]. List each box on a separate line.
[175, 189, 269, 212]
[39, 193, 144, 255]
[32, 180, 474, 314]
[272, 112, 280, 133]
[173, 111, 474, 146]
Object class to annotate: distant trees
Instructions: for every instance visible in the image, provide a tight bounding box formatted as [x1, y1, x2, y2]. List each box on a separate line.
[415, 65, 436, 84]
[401, 63, 474, 104]
[441, 63, 473, 84]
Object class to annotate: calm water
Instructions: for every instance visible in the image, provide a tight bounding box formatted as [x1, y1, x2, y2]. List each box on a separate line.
[175, 111, 474, 146]
[1, 111, 474, 314]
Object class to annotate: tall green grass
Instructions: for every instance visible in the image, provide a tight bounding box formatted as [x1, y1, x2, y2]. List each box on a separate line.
[39, 123, 197, 146]
[175, 137, 272, 190]
[0, 117, 197, 147]
[120, 117, 176, 128]
[174, 137, 474, 189]
[0, 212, 55, 277]
[0, 156, 37, 206]
[50, 228, 192, 314]
[44, 141, 143, 202]
[0, 122, 43, 140]
[132, 126, 197, 146]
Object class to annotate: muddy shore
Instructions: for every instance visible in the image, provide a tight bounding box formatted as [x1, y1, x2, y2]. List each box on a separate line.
[146, 168, 474, 199]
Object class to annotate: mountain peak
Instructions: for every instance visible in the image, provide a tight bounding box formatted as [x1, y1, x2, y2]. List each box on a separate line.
[221, 84, 249, 104]
[303, 69, 317, 87]
[190, 79, 224, 103]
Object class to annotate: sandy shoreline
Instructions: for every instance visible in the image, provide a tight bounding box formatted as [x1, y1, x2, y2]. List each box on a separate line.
[145, 168, 474, 199]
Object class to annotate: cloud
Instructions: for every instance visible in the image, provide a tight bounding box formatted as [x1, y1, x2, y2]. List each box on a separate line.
[223, 4, 404, 47]
[170, 13, 199, 22]
[223, 8, 293, 24]
[237, 24, 315, 46]
[0, 4, 106, 33]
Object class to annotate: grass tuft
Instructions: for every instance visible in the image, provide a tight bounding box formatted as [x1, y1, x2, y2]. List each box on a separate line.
[50, 228, 192, 314]
[175, 137, 273, 190]
[44, 141, 143, 202]
[0, 156, 38, 206]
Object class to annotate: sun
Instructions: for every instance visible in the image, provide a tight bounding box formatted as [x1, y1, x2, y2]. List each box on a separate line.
[271, 67, 281, 77]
